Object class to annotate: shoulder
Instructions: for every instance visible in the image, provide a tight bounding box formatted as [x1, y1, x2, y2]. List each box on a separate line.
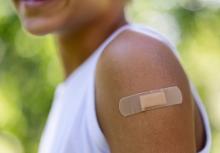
[96, 28, 187, 91]
[95, 29, 196, 152]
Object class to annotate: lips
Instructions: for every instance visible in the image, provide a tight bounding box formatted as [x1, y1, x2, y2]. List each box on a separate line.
[20, 0, 52, 9]
[16, 0, 66, 17]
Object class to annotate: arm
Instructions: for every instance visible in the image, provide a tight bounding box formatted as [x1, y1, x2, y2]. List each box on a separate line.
[95, 29, 196, 153]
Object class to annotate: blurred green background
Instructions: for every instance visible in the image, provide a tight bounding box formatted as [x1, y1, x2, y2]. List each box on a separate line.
[0, 0, 219, 153]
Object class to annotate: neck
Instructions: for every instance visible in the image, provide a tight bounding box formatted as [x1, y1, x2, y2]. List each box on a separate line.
[55, 12, 127, 78]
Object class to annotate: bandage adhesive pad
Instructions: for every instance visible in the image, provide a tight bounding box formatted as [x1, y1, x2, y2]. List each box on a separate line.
[119, 86, 183, 117]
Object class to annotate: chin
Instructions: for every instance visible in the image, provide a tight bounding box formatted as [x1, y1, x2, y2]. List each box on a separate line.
[23, 22, 51, 36]
[22, 18, 62, 35]
[14, 0, 72, 35]
[22, 15, 84, 36]
[14, 0, 110, 35]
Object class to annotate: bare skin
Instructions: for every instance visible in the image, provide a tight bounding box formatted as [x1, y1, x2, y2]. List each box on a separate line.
[12, 0, 205, 152]
[56, 13, 127, 76]
[96, 30, 205, 152]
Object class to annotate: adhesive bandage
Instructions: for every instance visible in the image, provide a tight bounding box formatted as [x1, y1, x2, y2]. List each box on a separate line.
[119, 86, 183, 117]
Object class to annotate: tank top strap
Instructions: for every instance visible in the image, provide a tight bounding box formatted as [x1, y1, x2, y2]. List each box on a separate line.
[92, 24, 132, 61]
[92, 23, 180, 64]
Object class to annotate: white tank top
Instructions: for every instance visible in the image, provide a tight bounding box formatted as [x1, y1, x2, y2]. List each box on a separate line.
[38, 24, 211, 153]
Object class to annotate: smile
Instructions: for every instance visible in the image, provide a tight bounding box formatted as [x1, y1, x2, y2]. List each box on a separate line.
[20, 0, 52, 8]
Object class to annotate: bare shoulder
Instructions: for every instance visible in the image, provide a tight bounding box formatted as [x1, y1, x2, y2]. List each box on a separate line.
[95, 29, 196, 153]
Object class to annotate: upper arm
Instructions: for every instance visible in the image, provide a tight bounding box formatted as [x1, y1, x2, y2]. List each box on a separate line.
[95, 30, 196, 153]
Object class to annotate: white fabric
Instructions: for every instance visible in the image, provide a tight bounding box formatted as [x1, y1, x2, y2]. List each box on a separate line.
[38, 24, 211, 153]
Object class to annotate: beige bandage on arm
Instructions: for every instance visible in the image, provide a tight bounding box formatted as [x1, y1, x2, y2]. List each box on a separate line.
[119, 86, 183, 117]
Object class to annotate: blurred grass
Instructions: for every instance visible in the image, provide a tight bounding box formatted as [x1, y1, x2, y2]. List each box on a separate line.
[0, 0, 220, 153]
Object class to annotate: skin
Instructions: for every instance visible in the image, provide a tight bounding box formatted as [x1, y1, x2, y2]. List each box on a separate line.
[12, 0, 205, 152]
[96, 30, 205, 152]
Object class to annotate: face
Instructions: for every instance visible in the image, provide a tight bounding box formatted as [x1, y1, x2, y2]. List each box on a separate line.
[12, 0, 115, 35]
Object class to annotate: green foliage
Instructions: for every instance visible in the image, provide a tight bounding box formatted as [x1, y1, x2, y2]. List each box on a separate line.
[0, 2, 62, 153]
